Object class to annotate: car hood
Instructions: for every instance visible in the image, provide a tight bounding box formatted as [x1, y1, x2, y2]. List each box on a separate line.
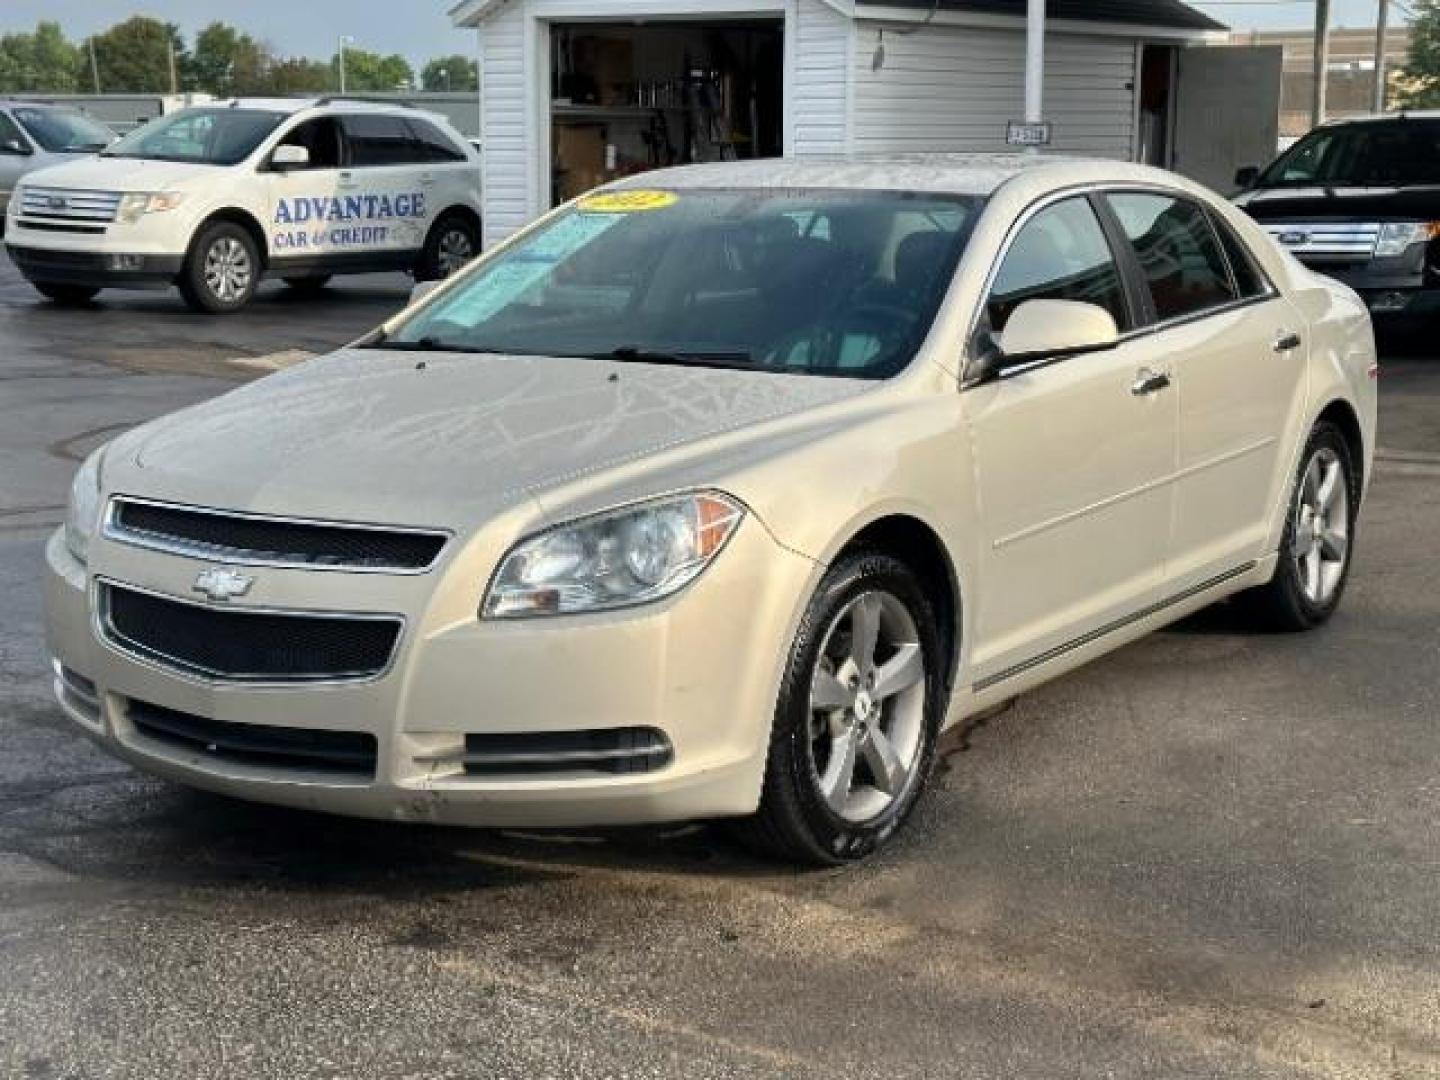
[22, 155, 221, 192]
[115, 348, 873, 531]
[1234, 184, 1440, 221]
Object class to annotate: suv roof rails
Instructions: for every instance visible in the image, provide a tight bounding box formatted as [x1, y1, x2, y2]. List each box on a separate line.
[312, 96, 417, 110]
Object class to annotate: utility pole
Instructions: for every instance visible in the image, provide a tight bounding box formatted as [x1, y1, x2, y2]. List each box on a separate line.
[1025, 0, 1045, 152]
[1373, 0, 1390, 114]
[338, 35, 354, 94]
[167, 39, 178, 95]
[88, 38, 101, 94]
[1312, 0, 1332, 128]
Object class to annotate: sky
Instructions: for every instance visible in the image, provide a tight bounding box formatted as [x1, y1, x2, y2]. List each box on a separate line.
[0, 0, 1413, 61]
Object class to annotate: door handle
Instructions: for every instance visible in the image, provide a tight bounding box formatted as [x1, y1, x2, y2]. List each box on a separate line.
[338, 170, 357, 188]
[1273, 330, 1302, 352]
[1131, 367, 1172, 396]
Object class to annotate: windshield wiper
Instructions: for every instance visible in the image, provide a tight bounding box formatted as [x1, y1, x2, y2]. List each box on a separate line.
[596, 345, 756, 370]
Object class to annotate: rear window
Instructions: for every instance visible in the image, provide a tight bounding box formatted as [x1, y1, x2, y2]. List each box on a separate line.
[344, 115, 422, 167]
[407, 118, 467, 162]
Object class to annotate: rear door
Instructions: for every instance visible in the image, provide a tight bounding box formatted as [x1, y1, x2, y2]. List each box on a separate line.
[337, 113, 434, 260]
[1102, 190, 1308, 591]
[965, 194, 1179, 683]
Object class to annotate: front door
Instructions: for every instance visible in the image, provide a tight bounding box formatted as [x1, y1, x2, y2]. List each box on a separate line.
[263, 116, 353, 267]
[965, 195, 1179, 681]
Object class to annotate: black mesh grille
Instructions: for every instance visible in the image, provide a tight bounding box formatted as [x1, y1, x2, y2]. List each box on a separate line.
[461, 728, 672, 776]
[128, 698, 377, 777]
[104, 584, 401, 682]
[112, 500, 447, 571]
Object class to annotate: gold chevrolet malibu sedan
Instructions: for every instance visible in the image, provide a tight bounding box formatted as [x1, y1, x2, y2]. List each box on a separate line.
[46, 156, 1378, 863]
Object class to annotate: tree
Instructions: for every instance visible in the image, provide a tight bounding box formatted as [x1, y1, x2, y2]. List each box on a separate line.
[267, 57, 331, 95]
[0, 21, 84, 93]
[87, 17, 186, 94]
[421, 55, 478, 92]
[1400, 0, 1440, 107]
[333, 47, 413, 92]
[188, 22, 272, 96]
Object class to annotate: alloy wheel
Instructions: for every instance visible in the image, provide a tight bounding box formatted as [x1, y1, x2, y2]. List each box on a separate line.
[203, 237, 253, 302]
[807, 590, 927, 824]
[437, 229, 475, 277]
[1293, 445, 1350, 605]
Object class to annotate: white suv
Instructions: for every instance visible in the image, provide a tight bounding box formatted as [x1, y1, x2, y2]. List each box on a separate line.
[4, 98, 482, 312]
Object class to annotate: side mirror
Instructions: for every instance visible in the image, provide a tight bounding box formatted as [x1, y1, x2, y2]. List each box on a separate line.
[965, 299, 1118, 385]
[1233, 165, 1260, 190]
[271, 143, 310, 171]
[1, 137, 31, 156]
[409, 279, 443, 306]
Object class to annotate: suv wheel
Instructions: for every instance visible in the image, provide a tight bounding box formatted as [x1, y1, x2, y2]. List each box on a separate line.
[1237, 420, 1358, 631]
[34, 283, 100, 306]
[417, 213, 479, 281]
[730, 552, 945, 865]
[180, 222, 260, 313]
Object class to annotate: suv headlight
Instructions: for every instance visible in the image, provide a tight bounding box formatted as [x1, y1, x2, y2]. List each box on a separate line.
[482, 491, 745, 618]
[64, 449, 104, 565]
[1374, 221, 1440, 257]
[117, 191, 186, 223]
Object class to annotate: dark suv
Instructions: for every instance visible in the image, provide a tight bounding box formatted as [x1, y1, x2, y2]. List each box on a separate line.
[1233, 114, 1440, 321]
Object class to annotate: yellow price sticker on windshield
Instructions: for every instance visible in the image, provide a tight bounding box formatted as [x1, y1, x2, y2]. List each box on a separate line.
[577, 190, 678, 213]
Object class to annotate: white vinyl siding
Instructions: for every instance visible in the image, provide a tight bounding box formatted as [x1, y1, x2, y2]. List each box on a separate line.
[479, 4, 534, 245]
[852, 24, 1136, 159]
[789, 0, 854, 156]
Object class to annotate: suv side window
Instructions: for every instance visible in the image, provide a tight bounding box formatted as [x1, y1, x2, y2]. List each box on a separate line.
[987, 196, 1130, 334]
[0, 112, 29, 152]
[275, 117, 343, 169]
[1106, 192, 1238, 322]
[406, 118, 466, 162]
[343, 114, 420, 167]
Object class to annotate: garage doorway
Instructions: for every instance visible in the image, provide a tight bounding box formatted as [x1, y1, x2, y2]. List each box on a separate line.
[549, 21, 784, 205]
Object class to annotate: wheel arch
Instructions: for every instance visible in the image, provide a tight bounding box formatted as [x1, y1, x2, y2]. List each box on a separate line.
[429, 203, 482, 238]
[189, 207, 270, 271]
[830, 513, 964, 692]
[1314, 396, 1366, 492]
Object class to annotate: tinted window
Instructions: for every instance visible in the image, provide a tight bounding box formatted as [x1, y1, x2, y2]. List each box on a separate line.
[1258, 120, 1440, 188]
[987, 197, 1129, 333]
[386, 188, 982, 379]
[407, 118, 466, 162]
[1107, 193, 1236, 322]
[276, 117, 343, 169]
[344, 115, 420, 166]
[1209, 211, 1269, 300]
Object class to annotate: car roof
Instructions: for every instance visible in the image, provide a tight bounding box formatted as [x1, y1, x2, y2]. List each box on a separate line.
[217, 97, 434, 119]
[607, 153, 1190, 199]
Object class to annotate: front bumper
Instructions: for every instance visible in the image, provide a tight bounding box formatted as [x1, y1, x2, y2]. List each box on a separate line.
[6, 244, 183, 288]
[43, 519, 816, 828]
[1295, 247, 1440, 315]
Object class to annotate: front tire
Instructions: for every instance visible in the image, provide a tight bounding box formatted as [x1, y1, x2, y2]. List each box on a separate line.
[179, 221, 260, 313]
[1237, 421, 1358, 631]
[731, 552, 945, 865]
[33, 283, 100, 306]
[416, 212, 480, 282]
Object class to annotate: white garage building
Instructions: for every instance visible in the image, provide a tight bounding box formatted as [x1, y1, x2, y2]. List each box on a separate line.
[448, 0, 1266, 247]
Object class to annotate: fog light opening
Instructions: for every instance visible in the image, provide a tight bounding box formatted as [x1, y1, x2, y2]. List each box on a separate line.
[105, 254, 145, 272]
[1368, 290, 1412, 313]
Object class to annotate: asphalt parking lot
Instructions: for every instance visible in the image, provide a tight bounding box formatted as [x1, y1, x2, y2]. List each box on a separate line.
[1, 256, 1437, 1080]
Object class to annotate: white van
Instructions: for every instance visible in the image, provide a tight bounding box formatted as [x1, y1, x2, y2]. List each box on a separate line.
[3, 98, 482, 312]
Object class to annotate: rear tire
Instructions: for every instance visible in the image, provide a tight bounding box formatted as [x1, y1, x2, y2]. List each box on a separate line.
[282, 274, 332, 295]
[729, 551, 945, 865]
[33, 283, 99, 306]
[416, 212, 480, 282]
[179, 221, 260, 313]
[1236, 421, 1358, 631]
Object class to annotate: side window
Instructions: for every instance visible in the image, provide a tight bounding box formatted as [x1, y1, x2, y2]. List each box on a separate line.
[343, 115, 420, 167]
[406, 118, 466, 163]
[1106, 192, 1238, 322]
[987, 197, 1130, 334]
[1209, 210, 1270, 300]
[0, 112, 28, 150]
[275, 117, 343, 169]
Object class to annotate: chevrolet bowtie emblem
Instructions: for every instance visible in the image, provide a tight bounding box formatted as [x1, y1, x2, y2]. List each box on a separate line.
[192, 567, 255, 602]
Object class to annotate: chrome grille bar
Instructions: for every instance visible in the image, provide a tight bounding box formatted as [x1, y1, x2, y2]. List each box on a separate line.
[19, 186, 122, 223]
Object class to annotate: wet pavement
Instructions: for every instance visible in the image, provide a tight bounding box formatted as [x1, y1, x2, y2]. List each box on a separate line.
[1, 258, 1437, 1078]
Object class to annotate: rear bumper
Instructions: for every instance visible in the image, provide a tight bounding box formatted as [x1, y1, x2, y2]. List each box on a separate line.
[6, 244, 183, 288]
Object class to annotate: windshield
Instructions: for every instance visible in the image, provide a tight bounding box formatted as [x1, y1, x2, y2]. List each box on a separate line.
[13, 107, 114, 153]
[1257, 120, 1440, 188]
[102, 107, 284, 165]
[385, 188, 981, 378]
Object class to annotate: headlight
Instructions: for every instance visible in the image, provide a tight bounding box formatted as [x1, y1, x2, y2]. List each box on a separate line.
[64, 450, 104, 565]
[1374, 221, 1440, 257]
[117, 191, 186, 223]
[482, 491, 745, 618]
